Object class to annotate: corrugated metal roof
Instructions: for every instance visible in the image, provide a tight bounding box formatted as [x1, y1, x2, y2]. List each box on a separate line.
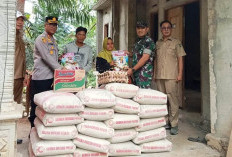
[92, 0, 111, 10]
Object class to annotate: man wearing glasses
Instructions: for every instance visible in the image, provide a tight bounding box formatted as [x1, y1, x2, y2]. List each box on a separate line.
[28, 16, 63, 128]
[154, 20, 186, 135]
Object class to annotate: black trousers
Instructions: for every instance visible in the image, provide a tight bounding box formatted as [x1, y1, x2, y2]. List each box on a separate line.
[28, 78, 53, 127]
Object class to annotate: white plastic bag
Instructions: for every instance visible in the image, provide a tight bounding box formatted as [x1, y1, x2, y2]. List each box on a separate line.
[28, 141, 74, 157]
[136, 117, 166, 132]
[34, 91, 84, 113]
[36, 107, 84, 126]
[29, 141, 74, 157]
[34, 118, 78, 140]
[139, 105, 168, 118]
[73, 134, 110, 153]
[109, 142, 141, 156]
[73, 148, 108, 157]
[133, 127, 166, 144]
[105, 114, 140, 129]
[140, 139, 172, 153]
[105, 83, 139, 98]
[133, 89, 167, 105]
[108, 129, 138, 143]
[79, 107, 114, 121]
[30, 128, 75, 156]
[77, 121, 114, 139]
[76, 89, 116, 108]
[113, 97, 140, 114]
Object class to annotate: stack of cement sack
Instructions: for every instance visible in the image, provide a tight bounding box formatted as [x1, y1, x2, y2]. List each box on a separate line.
[29, 91, 84, 157]
[105, 83, 172, 155]
[133, 88, 172, 153]
[105, 83, 141, 156]
[74, 89, 115, 156]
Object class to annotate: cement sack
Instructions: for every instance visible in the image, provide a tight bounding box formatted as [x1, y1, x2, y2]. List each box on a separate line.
[105, 114, 140, 129]
[105, 83, 139, 99]
[133, 127, 166, 144]
[30, 127, 75, 156]
[34, 90, 84, 113]
[139, 105, 168, 118]
[140, 139, 172, 153]
[73, 134, 110, 153]
[76, 89, 116, 108]
[28, 141, 74, 157]
[36, 107, 84, 127]
[133, 89, 167, 105]
[108, 129, 138, 143]
[109, 142, 141, 156]
[135, 117, 166, 132]
[113, 97, 140, 114]
[73, 148, 108, 157]
[77, 121, 114, 139]
[79, 107, 114, 121]
[34, 118, 78, 140]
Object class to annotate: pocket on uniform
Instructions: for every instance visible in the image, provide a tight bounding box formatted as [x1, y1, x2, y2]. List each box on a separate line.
[167, 48, 176, 56]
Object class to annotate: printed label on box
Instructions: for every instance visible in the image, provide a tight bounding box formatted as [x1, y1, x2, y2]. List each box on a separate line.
[54, 69, 85, 92]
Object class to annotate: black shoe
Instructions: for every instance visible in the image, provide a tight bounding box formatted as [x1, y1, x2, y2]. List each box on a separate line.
[170, 126, 178, 135]
[17, 139, 23, 144]
[164, 123, 171, 130]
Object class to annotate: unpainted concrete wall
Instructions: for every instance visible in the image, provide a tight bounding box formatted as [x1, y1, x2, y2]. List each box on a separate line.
[103, 7, 112, 37]
[119, 0, 128, 50]
[209, 0, 232, 138]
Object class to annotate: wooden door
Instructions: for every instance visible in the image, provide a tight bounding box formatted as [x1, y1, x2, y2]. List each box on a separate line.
[166, 7, 185, 108]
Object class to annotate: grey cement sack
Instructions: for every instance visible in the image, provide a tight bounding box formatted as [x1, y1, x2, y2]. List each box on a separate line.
[34, 90, 84, 113]
[30, 127, 75, 156]
[73, 134, 110, 153]
[108, 128, 138, 143]
[34, 118, 78, 140]
[36, 107, 84, 127]
[76, 89, 116, 108]
[105, 83, 139, 99]
[109, 142, 141, 156]
[77, 121, 114, 139]
[133, 89, 167, 105]
[135, 117, 166, 132]
[140, 139, 172, 153]
[28, 141, 73, 157]
[113, 97, 140, 114]
[73, 148, 108, 157]
[133, 127, 166, 144]
[139, 105, 168, 118]
[105, 113, 140, 129]
[79, 107, 114, 121]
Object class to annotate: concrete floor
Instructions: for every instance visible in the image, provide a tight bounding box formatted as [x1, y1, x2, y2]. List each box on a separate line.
[16, 110, 220, 157]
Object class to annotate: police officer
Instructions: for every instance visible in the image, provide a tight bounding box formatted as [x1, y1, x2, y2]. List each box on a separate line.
[28, 16, 63, 127]
[127, 20, 155, 89]
[154, 20, 186, 135]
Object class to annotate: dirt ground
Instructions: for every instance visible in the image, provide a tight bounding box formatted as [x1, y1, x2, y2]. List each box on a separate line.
[16, 110, 221, 157]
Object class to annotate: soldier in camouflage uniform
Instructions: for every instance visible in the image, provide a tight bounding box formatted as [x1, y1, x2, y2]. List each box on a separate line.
[127, 21, 155, 88]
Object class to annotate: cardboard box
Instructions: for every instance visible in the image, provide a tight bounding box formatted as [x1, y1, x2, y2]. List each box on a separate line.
[54, 69, 85, 92]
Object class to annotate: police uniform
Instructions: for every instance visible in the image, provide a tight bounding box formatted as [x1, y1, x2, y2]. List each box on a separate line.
[155, 37, 186, 127]
[29, 16, 61, 127]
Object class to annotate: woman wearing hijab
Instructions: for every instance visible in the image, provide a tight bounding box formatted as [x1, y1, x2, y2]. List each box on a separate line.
[96, 37, 116, 73]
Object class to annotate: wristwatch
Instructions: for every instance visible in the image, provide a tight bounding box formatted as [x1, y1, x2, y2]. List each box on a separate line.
[132, 68, 136, 73]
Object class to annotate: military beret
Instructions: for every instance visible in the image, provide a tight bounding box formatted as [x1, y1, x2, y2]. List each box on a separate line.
[136, 20, 148, 28]
[45, 16, 58, 24]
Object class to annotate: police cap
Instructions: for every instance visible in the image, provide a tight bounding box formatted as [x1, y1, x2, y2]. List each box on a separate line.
[45, 16, 58, 24]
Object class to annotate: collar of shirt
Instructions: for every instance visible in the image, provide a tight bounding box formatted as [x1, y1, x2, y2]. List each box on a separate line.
[161, 36, 173, 42]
